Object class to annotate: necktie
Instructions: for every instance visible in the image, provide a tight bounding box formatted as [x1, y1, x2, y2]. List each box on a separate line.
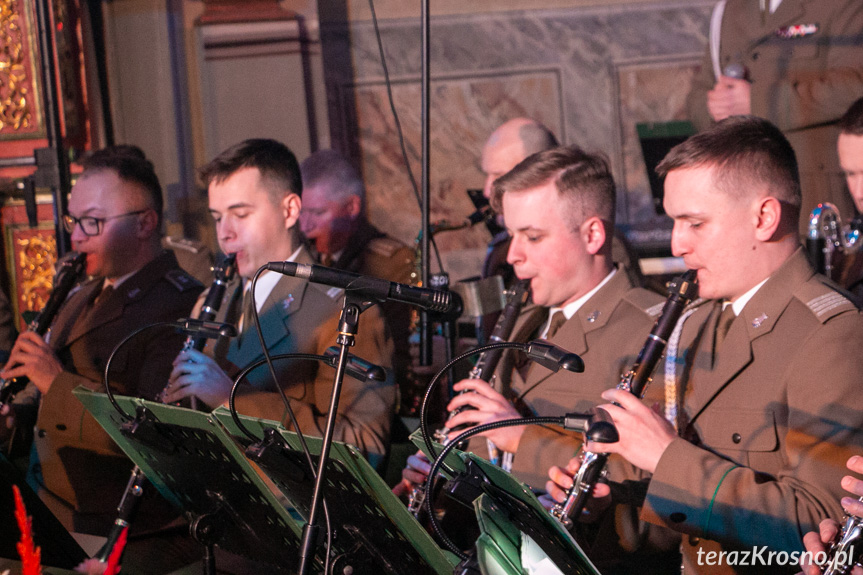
[545, 310, 567, 340]
[237, 288, 255, 348]
[715, 302, 736, 349]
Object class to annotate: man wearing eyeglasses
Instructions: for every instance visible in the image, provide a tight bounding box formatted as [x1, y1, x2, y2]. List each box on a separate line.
[0, 145, 203, 573]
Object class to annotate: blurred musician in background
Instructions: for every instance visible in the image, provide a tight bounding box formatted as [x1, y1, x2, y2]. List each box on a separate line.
[1, 145, 203, 573]
[299, 149, 414, 398]
[834, 97, 863, 298]
[162, 139, 396, 466]
[395, 145, 678, 572]
[552, 116, 863, 574]
[478, 117, 559, 286]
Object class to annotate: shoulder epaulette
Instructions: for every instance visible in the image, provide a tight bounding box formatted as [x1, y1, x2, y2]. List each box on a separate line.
[165, 269, 203, 292]
[624, 287, 665, 318]
[307, 281, 344, 301]
[367, 236, 407, 258]
[163, 235, 206, 254]
[795, 278, 859, 323]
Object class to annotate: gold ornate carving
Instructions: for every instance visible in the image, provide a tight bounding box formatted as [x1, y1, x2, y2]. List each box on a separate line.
[16, 233, 56, 314]
[0, 0, 38, 134]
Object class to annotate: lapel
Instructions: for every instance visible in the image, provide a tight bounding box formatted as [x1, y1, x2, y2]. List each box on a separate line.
[688, 249, 813, 421]
[64, 251, 175, 346]
[522, 269, 630, 389]
[226, 249, 314, 368]
[50, 280, 101, 348]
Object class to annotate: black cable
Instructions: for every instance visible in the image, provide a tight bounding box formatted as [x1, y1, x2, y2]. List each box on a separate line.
[246, 273, 334, 571]
[419, 341, 525, 472]
[103, 321, 179, 420]
[366, 0, 444, 271]
[425, 415, 566, 558]
[228, 353, 331, 442]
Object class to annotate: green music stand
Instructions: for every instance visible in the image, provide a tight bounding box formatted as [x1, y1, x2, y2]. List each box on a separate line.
[461, 453, 601, 575]
[74, 388, 308, 573]
[212, 408, 458, 575]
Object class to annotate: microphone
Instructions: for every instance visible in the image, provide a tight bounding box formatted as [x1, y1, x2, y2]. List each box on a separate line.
[722, 62, 748, 80]
[264, 262, 463, 316]
[523, 340, 584, 373]
[324, 346, 387, 382]
[173, 318, 237, 339]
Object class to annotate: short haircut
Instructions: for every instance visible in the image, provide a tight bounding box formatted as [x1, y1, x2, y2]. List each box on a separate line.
[656, 115, 801, 208]
[491, 145, 616, 229]
[199, 139, 302, 203]
[839, 97, 863, 136]
[81, 145, 163, 226]
[518, 121, 560, 157]
[299, 149, 364, 203]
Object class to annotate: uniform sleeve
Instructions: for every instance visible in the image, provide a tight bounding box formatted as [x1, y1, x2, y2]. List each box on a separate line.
[641, 313, 863, 551]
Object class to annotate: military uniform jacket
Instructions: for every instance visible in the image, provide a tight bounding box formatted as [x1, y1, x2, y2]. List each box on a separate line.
[686, 0, 863, 232]
[204, 247, 396, 464]
[642, 249, 863, 574]
[472, 269, 666, 489]
[34, 251, 202, 533]
[329, 220, 414, 391]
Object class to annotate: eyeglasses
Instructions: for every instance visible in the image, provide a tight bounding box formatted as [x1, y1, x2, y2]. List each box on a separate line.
[62, 210, 149, 237]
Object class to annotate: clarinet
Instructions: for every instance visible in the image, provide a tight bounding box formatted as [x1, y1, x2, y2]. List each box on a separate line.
[551, 269, 698, 529]
[155, 252, 236, 407]
[821, 502, 863, 574]
[0, 251, 86, 406]
[95, 253, 236, 563]
[407, 278, 531, 517]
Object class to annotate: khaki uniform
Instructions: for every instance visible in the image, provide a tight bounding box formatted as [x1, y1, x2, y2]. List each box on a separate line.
[642, 249, 863, 574]
[33, 251, 202, 535]
[315, 220, 414, 409]
[686, 0, 863, 234]
[204, 247, 396, 465]
[464, 269, 680, 572]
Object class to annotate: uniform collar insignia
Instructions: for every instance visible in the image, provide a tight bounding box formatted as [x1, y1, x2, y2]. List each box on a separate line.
[751, 313, 768, 328]
[127, 287, 141, 299]
[282, 294, 295, 311]
[586, 310, 600, 323]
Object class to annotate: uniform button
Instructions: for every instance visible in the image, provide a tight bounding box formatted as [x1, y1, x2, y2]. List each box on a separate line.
[689, 536, 701, 545]
[37, 429, 46, 438]
[732, 433, 742, 444]
[670, 512, 687, 523]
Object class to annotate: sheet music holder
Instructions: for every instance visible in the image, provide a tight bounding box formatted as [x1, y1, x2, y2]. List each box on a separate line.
[0, 453, 88, 568]
[453, 453, 601, 575]
[73, 388, 308, 573]
[211, 408, 458, 575]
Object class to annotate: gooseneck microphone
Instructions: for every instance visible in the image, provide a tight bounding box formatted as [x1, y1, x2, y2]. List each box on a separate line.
[264, 261, 462, 316]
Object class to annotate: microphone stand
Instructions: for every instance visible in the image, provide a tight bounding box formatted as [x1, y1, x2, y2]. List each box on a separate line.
[297, 293, 376, 575]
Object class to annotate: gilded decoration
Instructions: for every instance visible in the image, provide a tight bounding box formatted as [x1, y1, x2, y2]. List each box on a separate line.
[15, 231, 55, 315]
[0, 0, 40, 137]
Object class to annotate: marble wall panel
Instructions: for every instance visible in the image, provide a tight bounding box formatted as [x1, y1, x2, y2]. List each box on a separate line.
[321, 2, 714, 273]
[612, 54, 704, 222]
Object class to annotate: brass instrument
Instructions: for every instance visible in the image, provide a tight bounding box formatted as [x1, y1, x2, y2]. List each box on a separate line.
[551, 270, 698, 529]
[0, 251, 86, 406]
[821, 501, 863, 574]
[807, 203, 863, 281]
[407, 279, 531, 517]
